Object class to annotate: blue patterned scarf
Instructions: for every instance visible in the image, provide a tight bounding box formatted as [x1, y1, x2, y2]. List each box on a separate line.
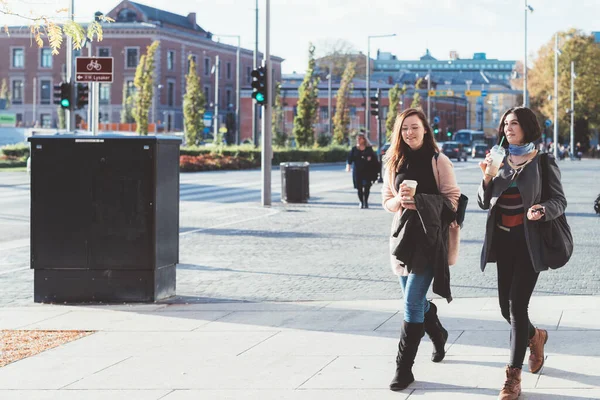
[509, 142, 535, 156]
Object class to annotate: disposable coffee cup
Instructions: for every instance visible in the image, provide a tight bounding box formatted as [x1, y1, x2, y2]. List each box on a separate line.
[485, 145, 506, 177]
[403, 180, 418, 197]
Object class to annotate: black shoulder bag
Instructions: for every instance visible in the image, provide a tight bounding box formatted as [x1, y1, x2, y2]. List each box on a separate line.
[539, 153, 573, 269]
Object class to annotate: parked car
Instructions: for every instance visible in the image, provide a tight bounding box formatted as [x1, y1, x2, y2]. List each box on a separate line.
[472, 143, 490, 158]
[441, 141, 468, 161]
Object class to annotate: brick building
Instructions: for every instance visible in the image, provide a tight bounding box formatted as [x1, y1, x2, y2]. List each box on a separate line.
[0, 0, 283, 138]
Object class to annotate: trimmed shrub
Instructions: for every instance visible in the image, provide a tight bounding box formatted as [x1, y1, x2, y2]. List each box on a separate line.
[0, 143, 29, 159]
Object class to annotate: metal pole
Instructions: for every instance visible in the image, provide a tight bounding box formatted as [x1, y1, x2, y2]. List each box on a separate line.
[524, 0, 528, 107]
[214, 55, 219, 140]
[92, 81, 99, 135]
[376, 88, 383, 183]
[427, 68, 431, 123]
[236, 37, 240, 144]
[366, 38, 370, 134]
[570, 61, 575, 158]
[553, 33, 559, 159]
[86, 42, 92, 131]
[262, 0, 272, 207]
[328, 63, 332, 136]
[32, 77, 37, 127]
[253, 0, 259, 146]
[66, 0, 75, 131]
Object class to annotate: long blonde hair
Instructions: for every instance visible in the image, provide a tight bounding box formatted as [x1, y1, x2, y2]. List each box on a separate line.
[383, 108, 439, 173]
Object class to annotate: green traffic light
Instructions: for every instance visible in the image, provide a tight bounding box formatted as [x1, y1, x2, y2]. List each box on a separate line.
[434, 129, 439, 134]
[255, 93, 265, 102]
[61, 99, 70, 108]
[447, 132, 452, 137]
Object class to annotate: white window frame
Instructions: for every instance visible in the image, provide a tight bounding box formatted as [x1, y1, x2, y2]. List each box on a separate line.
[125, 47, 140, 69]
[11, 47, 25, 69]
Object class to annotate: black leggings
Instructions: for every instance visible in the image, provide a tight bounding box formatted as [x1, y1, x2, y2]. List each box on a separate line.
[494, 225, 539, 369]
[357, 181, 371, 204]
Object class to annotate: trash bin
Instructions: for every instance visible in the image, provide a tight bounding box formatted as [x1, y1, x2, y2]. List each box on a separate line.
[280, 162, 309, 203]
[28, 134, 181, 303]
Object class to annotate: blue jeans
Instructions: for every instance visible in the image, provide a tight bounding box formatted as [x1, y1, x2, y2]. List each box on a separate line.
[399, 266, 434, 323]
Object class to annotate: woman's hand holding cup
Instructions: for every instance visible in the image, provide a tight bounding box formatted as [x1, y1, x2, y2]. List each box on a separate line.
[399, 180, 418, 210]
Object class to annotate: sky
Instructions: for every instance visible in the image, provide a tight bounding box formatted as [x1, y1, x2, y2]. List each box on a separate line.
[4, 0, 600, 73]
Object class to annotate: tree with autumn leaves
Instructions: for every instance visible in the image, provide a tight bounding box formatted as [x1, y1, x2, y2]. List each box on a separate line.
[528, 29, 600, 145]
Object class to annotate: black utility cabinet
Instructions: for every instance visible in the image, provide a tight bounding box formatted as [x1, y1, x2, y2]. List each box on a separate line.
[28, 135, 181, 303]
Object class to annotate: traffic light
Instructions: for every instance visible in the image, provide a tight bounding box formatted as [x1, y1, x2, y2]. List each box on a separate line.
[53, 83, 62, 105]
[59, 82, 72, 109]
[76, 83, 89, 110]
[447, 130, 452, 138]
[433, 123, 440, 136]
[370, 90, 380, 116]
[251, 66, 267, 105]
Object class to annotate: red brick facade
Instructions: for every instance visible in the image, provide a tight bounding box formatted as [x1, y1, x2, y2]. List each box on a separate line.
[0, 0, 282, 134]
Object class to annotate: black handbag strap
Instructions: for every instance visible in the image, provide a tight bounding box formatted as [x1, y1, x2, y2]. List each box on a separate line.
[540, 152, 549, 202]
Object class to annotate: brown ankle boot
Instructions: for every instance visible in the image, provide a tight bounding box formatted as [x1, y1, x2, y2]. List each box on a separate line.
[528, 328, 548, 374]
[498, 366, 521, 400]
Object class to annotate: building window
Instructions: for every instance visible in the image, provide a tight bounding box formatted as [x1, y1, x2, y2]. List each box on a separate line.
[98, 48, 110, 57]
[12, 48, 24, 68]
[99, 84, 110, 104]
[204, 58, 210, 76]
[204, 86, 210, 103]
[350, 107, 356, 117]
[320, 106, 328, 121]
[126, 48, 138, 68]
[11, 80, 23, 104]
[41, 114, 52, 128]
[126, 80, 135, 96]
[40, 48, 52, 68]
[246, 66, 251, 84]
[167, 51, 175, 70]
[167, 82, 175, 107]
[40, 80, 51, 104]
[226, 89, 232, 108]
[227, 62, 231, 79]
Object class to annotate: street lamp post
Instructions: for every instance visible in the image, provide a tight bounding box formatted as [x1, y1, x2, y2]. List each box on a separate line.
[570, 61, 576, 158]
[524, 1, 534, 107]
[327, 63, 332, 136]
[553, 33, 560, 159]
[426, 68, 432, 123]
[214, 34, 241, 144]
[366, 33, 396, 135]
[465, 80, 473, 129]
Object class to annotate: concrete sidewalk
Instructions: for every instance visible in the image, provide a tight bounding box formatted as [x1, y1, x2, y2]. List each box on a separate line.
[1, 295, 600, 399]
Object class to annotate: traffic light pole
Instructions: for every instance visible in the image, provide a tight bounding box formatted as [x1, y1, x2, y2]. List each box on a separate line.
[261, 0, 272, 207]
[66, 0, 75, 131]
[92, 82, 99, 135]
[376, 88, 383, 183]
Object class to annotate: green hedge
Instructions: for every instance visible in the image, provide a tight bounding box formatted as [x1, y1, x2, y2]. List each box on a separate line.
[0, 143, 30, 159]
[0, 159, 27, 168]
[180, 144, 350, 165]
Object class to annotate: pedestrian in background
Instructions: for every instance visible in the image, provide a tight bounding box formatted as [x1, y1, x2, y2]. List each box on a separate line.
[382, 108, 460, 391]
[346, 132, 377, 208]
[477, 106, 567, 400]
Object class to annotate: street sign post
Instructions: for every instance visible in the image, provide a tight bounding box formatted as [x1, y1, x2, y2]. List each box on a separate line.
[75, 57, 114, 83]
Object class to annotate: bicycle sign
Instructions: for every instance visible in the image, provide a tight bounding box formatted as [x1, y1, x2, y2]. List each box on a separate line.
[75, 57, 113, 83]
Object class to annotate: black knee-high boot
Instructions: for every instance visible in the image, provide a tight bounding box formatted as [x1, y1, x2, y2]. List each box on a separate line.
[357, 186, 364, 208]
[390, 321, 424, 391]
[363, 185, 370, 208]
[423, 301, 448, 362]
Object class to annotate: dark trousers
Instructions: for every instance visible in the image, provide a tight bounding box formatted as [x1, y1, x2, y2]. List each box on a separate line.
[494, 224, 539, 369]
[357, 180, 371, 205]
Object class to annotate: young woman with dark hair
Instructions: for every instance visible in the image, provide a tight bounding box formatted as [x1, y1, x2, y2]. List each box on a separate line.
[477, 106, 568, 400]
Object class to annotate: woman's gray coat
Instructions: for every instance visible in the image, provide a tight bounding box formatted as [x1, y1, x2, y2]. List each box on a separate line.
[477, 152, 567, 272]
